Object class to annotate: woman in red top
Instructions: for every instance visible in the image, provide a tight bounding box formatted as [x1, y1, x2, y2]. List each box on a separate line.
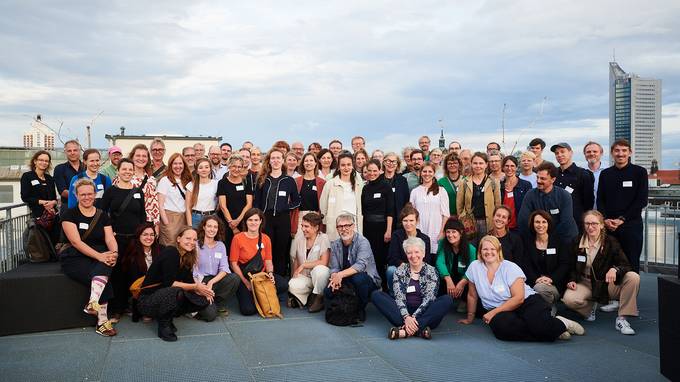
[230, 208, 288, 315]
[500, 156, 532, 232]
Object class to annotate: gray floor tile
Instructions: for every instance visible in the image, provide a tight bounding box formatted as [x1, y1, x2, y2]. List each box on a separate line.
[250, 356, 409, 382]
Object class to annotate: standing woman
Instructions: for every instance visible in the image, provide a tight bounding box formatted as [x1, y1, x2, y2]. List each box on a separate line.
[316, 148, 336, 180]
[284, 151, 300, 178]
[122, 223, 159, 322]
[429, 148, 444, 178]
[382, 152, 409, 225]
[67, 149, 111, 208]
[438, 153, 463, 217]
[353, 149, 368, 175]
[457, 152, 501, 243]
[409, 162, 450, 263]
[157, 153, 192, 246]
[101, 158, 147, 321]
[217, 154, 253, 249]
[185, 158, 218, 228]
[21, 150, 58, 241]
[436, 218, 476, 312]
[291, 152, 325, 236]
[371, 149, 385, 166]
[255, 149, 300, 276]
[250, 147, 263, 178]
[115, 144, 160, 229]
[137, 227, 214, 341]
[61, 178, 118, 336]
[361, 159, 394, 286]
[500, 156, 532, 231]
[229, 208, 288, 316]
[319, 152, 364, 241]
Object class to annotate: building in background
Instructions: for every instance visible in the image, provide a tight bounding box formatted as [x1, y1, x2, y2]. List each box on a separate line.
[609, 62, 662, 172]
[105, 127, 221, 163]
[23, 115, 55, 150]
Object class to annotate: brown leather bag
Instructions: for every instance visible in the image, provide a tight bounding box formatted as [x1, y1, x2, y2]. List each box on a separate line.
[249, 272, 283, 319]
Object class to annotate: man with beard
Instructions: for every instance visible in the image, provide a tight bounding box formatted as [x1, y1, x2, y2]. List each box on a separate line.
[403, 149, 425, 192]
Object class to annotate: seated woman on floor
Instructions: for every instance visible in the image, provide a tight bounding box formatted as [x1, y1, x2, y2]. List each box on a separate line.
[372, 237, 453, 340]
[61, 178, 118, 337]
[436, 218, 476, 313]
[459, 235, 585, 342]
[288, 212, 331, 313]
[122, 222, 161, 322]
[136, 227, 215, 342]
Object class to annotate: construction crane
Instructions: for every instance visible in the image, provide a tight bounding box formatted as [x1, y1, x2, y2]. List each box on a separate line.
[501, 103, 507, 150]
[510, 96, 548, 154]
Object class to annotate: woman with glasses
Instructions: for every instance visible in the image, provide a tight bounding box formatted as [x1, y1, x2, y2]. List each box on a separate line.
[381, 152, 409, 227]
[500, 156, 532, 232]
[217, 154, 253, 249]
[438, 152, 463, 217]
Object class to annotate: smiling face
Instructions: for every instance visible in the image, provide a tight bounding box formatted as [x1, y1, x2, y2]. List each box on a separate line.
[445, 228, 461, 246]
[177, 229, 197, 252]
[118, 161, 134, 183]
[410, 153, 424, 171]
[301, 220, 319, 239]
[354, 153, 367, 169]
[420, 164, 435, 183]
[209, 147, 221, 166]
[139, 227, 156, 249]
[76, 184, 96, 208]
[532, 214, 549, 236]
[151, 143, 165, 161]
[250, 148, 262, 165]
[405, 245, 425, 267]
[364, 162, 380, 181]
[246, 213, 262, 233]
[503, 160, 517, 178]
[479, 239, 500, 266]
[584, 143, 602, 166]
[488, 154, 501, 172]
[583, 213, 603, 238]
[171, 156, 185, 177]
[329, 142, 342, 157]
[553, 147, 572, 166]
[471, 156, 487, 175]
[493, 208, 510, 230]
[196, 160, 212, 179]
[612, 144, 632, 167]
[536, 170, 555, 192]
[383, 154, 398, 174]
[204, 218, 219, 240]
[446, 157, 460, 176]
[269, 151, 283, 171]
[339, 157, 353, 177]
[319, 152, 333, 169]
[286, 155, 298, 171]
[336, 218, 356, 241]
[34, 153, 50, 172]
[133, 149, 149, 170]
[85, 152, 101, 173]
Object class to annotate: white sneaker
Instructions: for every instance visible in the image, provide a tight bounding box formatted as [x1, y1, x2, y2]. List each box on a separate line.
[600, 300, 619, 312]
[558, 331, 572, 340]
[556, 315, 586, 336]
[616, 317, 636, 335]
[586, 304, 597, 322]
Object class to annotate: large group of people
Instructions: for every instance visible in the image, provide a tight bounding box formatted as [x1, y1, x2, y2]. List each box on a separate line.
[20, 134, 648, 342]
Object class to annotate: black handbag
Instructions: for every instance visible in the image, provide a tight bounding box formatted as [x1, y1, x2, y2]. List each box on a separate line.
[241, 234, 264, 275]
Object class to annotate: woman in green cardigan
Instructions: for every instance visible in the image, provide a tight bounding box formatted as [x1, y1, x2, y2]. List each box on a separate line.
[436, 218, 477, 313]
[437, 153, 463, 217]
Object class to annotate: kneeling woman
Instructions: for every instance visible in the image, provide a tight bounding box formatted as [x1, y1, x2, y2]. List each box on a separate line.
[229, 208, 288, 316]
[372, 237, 453, 339]
[288, 212, 331, 312]
[459, 235, 584, 342]
[137, 227, 215, 341]
[61, 178, 119, 336]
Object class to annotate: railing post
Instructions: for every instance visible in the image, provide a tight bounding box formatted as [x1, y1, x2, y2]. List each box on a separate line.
[643, 207, 648, 273]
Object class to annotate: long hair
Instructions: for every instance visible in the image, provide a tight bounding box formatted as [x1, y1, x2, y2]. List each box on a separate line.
[419, 162, 439, 195]
[197, 215, 225, 248]
[442, 152, 462, 179]
[298, 152, 319, 175]
[333, 152, 357, 191]
[176, 226, 198, 270]
[189, 158, 213, 209]
[316, 148, 337, 170]
[163, 153, 192, 187]
[29, 150, 52, 172]
[122, 222, 160, 274]
[258, 148, 285, 188]
[128, 144, 153, 176]
[442, 218, 470, 266]
[582, 209, 607, 244]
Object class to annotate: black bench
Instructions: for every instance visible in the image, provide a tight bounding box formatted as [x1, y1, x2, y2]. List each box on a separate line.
[0, 262, 96, 336]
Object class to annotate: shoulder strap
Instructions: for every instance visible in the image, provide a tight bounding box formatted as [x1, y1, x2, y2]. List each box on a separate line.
[115, 187, 140, 218]
[82, 209, 103, 242]
[175, 183, 186, 199]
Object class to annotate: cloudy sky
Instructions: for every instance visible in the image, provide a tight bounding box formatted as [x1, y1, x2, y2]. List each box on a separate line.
[1, 0, 679, 167]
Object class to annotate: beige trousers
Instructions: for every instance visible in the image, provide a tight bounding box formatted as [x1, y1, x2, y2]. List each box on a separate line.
[562, 272, 640, 317]
[159, 210, 185, 247]
[288, 265, 330, 305]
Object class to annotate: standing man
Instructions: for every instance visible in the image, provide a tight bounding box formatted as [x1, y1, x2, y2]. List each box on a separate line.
[182, 146, 197, 173]
[403, 149, 424, 192]
[597, 139, 648, 273]
[308, 142, 322, 155]
[209, 145, 227, 180]
[291, 141, 305, 160]
[150, 138, 167, 180]
[517, 162, 578, 246]
[528, 138, 546, 168]
[418, 135, 431, 160]
[351, 136, 366, 153]
[519, 151, 537, 188]
[329, 139, 343, 160]
[242, 141, 254, 151]
[584, 141, 606, 209]
[458, 149, 472, 177]
[220, 143, 233, 167]
[100, 146, 122, 180]
[53, 139, 83, 212]
[486, 142, 501, 155]
[448, 141, 462, 156]
[551, 142, 594, 228]
[193, 143, 206, 159]
[401, 147, 414, 174]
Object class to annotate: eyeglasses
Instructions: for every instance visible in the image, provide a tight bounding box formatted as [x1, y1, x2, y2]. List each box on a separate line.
[336, 223, 354, 230]
[584, 222, 600, 227]
[151, 148, 165, 152]
[383, 159, 397, 165]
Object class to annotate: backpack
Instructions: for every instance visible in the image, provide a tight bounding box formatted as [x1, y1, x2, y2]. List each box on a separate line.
[23, 218, 57, 263]
[325, 283, 361, 326]
[249, 271, 283, 319]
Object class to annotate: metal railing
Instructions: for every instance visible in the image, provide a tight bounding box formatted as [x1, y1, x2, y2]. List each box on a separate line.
[0, 203, 30, 272]
[642, 202, 680, 274]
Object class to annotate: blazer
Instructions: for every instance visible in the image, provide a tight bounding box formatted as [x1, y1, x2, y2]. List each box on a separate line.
[319, 176, 364, 241]
[522, 235, 571, 293]
[456, 176, 501, 231]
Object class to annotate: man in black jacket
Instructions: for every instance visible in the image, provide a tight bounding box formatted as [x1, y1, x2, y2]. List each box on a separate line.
[551, 142, 595, 230]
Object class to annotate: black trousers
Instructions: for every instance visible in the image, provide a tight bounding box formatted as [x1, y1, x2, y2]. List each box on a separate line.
[488, 294, 567, 342]
[264, 211, 291, 276]
[236, 274, 288, 316]
[363, 220, 388, 288]
[109, 235, 134, 314]
[610, 220, 643, 273]
[61, 253, 114, 304]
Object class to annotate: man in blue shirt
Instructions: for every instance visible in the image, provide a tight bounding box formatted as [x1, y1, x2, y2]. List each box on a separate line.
[53, 140, 83, 213]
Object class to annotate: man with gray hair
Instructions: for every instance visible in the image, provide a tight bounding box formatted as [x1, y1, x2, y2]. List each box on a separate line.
[193, 142, 206, 159]
[324, 213, 382, 321]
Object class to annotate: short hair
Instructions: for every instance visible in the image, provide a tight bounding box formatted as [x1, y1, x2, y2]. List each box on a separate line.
[29, 150, 52, 172]
[82, 148, 101, 162]
[487, 142, 501, 150]
[402, 237, 426, 254]
[381, 152, 401, 171]
[430, 148, 443, 156]
[449, 141, 461, 149]
[308, 142, 322, 151]
[493, 205, 512, 219]
[410, 149, 424, 160]
[418, 135, 431, 142]
[520, 151, 536, 160]
[220, 142, 232, 150]
[117, 158, 134, 170]
[335, 213, 356, 226]
[398, 203, 420, 222]
[273, 140, 291, 152]
[329, 139, 342, 148]
[193, 142, 204, 150]
[478, 235, 504, 262]
[63, 139, 80, 148]
[182, 146, 195, 155]
[583, 141, 603, 155]
[73, 177, 95, 194]
[610, 138, 631, 152]
[502, 155, 518, 167]
[535, 161, 558, 178]
[227, 153, 244, 167]
[351, 136, 365, 144]
[242, 208, 265, 233]
[529, 138, 546, 149]
[150, 138, 165, 149]
[302, 212, 323, 227]
[528, 210, 554, 236]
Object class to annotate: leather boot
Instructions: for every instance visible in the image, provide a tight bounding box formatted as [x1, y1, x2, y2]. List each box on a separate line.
[158, 317, 178, 342]
[308, 293, 324, 313]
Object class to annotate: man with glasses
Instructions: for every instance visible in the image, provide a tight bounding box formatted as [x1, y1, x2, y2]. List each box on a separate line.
[182, 146, 197, 173]
[403, 149, 425, 192]
[209, 145, 227, 180]
[325, 213, 382, 321]
[100, 146, 122, 180]
[418, 135, 431, 160]
[193, 143, 206, 159]
[150, 138, 166, 180]
[448, 141, 462, 155]
[486, 142, 501, 156]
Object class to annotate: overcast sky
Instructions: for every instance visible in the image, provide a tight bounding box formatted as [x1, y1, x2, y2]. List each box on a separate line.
[1, 0, 679, 167]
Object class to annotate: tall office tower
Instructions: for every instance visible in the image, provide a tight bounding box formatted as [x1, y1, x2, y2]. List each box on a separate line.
[609, 62, 662, 171]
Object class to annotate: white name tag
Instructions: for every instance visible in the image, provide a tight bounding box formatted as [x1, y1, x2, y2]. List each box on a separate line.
[79, 222, 89, 230]
[577, 255, 586, 263]
[31, 179, 40, 186]
[258, 243, 265, 249]
[550, 209, 559, 214]
[392, 187, 396, 192]
[97, 184, 104, 190]
[565, 186, 574, 194]
[546, 248, 556, 255]
[96, 190, 104, 198]
[236, 185, 244, 191]
[622, 181, 633, 188]
[215, 252, 223, 259]
[278, 190, 287, 197]
[373, 193, 381, 199]
[406, 285, 416, 293]
[328, 197, 336, 203]
[312, 185, 317, 191]
[133, 193, 141, 199]
[506, 191, 514, 198]
[458, 261, 465, 268]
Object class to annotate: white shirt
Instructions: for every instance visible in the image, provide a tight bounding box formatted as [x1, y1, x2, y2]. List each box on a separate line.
[465, 260, 536, 310]
[409, 185, 450, 253]
[186, 179, 218, 212]
[157, 176, 187, 213]
[340, 181, 357, 216]
[588, 162, 606, 210]
[519, 173, 537, 188]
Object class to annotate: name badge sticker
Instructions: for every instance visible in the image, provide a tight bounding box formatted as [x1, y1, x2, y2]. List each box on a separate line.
[373, 193, 381, 199]
[31, 179, 40, 186]
[97, 184, 104, 190]
[406, 285, 416, 293]
[550, 209, 559, 215]
[494, 284, 505, 293]
[565, 186, 574, 194]
[392, 187, 396, 192]
[79, 223, 89, 230]
[258, 243, 265, 249]
[312, 185, 317, 191]
[215, 252, 223, 259]
[506, 191, 514, 198]
[622, 181, 633, 188]
[278, 190, 287, 197]
[546, 248, 556, 255]
[458, 261, 465, 268]
[133, 193, 141, 199]
[328, 197, 336, 203]
[236, 185, 244, 191]
[577, 255, 586, 263]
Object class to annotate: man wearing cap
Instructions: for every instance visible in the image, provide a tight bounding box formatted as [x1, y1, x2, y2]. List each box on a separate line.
[101, 146, 123, 180]
[551, 142, 594, 228]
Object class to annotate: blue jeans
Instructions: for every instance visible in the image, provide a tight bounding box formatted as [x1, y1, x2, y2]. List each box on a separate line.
[371, 291, 453, 329]
[385, 266, 397, 295]
[191, 212, 208, 228]
[324, 272, 378, 311]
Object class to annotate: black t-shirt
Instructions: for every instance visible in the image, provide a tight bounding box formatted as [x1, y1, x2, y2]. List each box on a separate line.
[62, 207, 111, 249]
[100, 185, 147, 235]
[217, 177, 254, 219]
[299, 178, 320, 211]
[141, 246, 194, 294]
[472, 178, 487, 219]
[342, 244, 351, 270]
[265, 175, 283, 212]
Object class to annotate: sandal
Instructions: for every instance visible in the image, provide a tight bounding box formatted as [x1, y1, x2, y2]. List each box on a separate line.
[420, 326, 432, 340]
[95, 321, 117, 337]
[83, 301, 100, 316]
[388, 326, 408, 340]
